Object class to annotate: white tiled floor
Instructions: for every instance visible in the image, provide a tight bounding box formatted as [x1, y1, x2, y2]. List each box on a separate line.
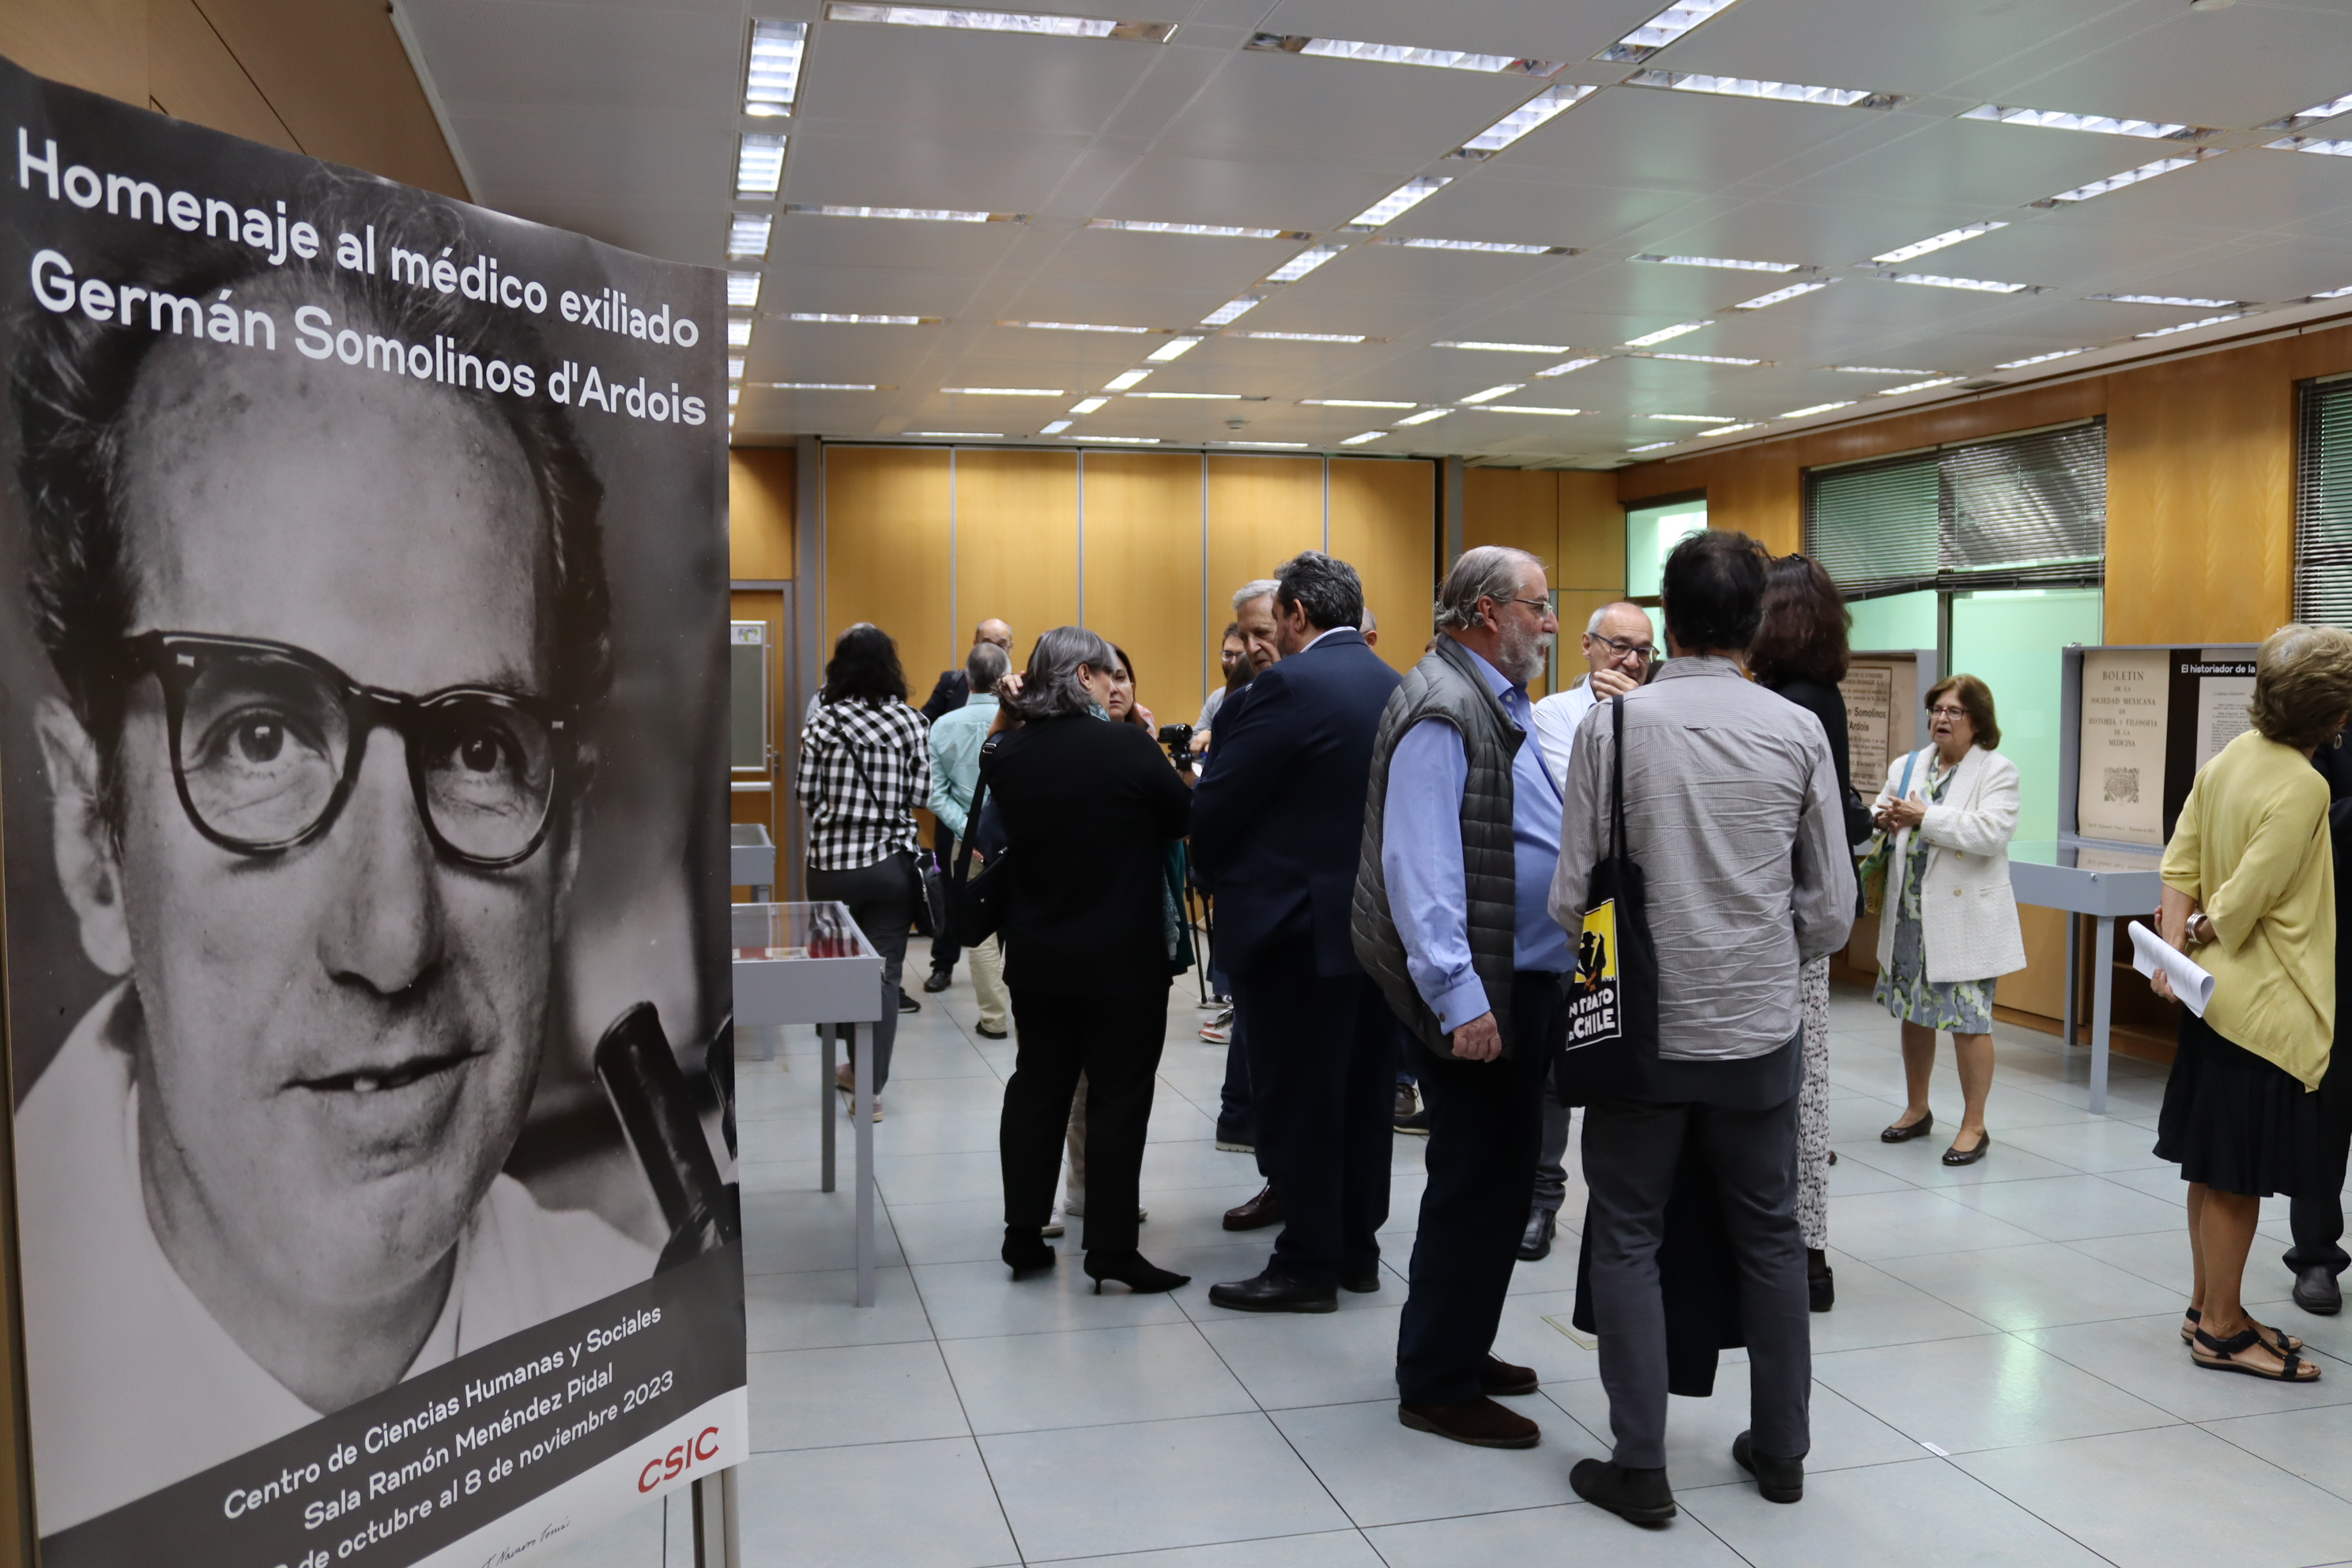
[541, 976, 2352, 1568]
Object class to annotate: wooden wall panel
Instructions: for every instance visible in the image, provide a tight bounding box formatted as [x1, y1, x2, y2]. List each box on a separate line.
[1558, 471, 1625, 590]
[1207, 454, 1323, 611]
[1084, 452, 1206, 722]
[955, 448, 1080, 666]
[823, 446, 952, 685]
[1463, 469, 1559, 578]
[0, 0, 148, 107]
[728, 448, 795, 581]
[147, 0, 301, 150]
[1329, 458, 1436, 673]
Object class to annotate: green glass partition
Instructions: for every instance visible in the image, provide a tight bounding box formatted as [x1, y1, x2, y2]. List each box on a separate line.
[1846, 590, 1938, 654]
[1947, 588, 2104, 844]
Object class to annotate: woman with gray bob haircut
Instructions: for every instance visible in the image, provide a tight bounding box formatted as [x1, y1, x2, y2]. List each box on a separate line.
[1008, 625, 1121, 720]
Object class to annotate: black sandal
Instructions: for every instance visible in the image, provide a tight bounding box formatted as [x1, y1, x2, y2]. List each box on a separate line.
[2180, 1306, 2301, 1354]
[2192, 1323, 2322, 1381]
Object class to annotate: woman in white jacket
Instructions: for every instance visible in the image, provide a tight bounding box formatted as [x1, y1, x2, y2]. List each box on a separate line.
[1871, 675, 2028, 1165]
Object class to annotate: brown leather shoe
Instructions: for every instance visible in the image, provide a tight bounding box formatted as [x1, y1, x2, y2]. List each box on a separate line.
[1479, 1355, 1540, 1396]
[1399, 1396, 1540, 1449]
[1223, 1183, 1283, 1231]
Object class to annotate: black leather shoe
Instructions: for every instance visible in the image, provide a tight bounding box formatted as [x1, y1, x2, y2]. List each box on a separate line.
[1001, 1227, 1054, 1279]
[1223, 1184, 1282, 1231]
[1393, 1108, 1431, 1136]
[1341, 1273, 1382, 1294]
[922, 968, 952, 993]
[1393, 1084, 1419, 1120]
[1479, 1355, 1539, 1396]
[2294, 1264, 2344, 1315]
[976, 1023, 1008, 1040]
[1941, 1130, 1990, 1167]
[1208, 1268, 1336, 1314]
[1880, 1111, 1933, 1143]
[1807, 1247, 1835, 1314]
[897, 988, 921, 1014]
[1518, 1210, 1556, 1262]
[1732, 1430, 1804, 1502]
[1570, 1459, 1675, 1525]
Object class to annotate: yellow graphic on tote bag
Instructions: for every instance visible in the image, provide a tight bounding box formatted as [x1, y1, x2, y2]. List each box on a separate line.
[1565, 899, 1621, 1047]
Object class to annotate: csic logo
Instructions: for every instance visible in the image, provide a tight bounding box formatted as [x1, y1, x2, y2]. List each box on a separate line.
[639, 1427, 724, 1493]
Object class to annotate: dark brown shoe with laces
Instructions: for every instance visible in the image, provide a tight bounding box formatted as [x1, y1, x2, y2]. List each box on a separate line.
[1223, 1183, 1283, 1231]
[1398, 1396, 1540, 1449]
[1479, 1355, 1540, 1396]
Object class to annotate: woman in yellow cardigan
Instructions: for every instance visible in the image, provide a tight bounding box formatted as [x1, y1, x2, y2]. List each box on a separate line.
[2155, 624, 2352, 1382]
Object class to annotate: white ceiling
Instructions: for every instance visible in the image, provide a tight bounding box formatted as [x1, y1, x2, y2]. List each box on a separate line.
[397, 0, 2352, 465]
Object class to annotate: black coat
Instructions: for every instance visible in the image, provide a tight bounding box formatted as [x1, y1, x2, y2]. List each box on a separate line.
[921, 669, 970, 723]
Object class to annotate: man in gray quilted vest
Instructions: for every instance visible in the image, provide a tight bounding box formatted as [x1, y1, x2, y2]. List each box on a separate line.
[1353, 545, 1571, 1451]
[1547, 530, 1854, 1525]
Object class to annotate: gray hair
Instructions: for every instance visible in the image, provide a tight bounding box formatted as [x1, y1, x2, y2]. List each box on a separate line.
[965, 639, 1012, 692]
[1232, 579, 1280, 612]
[1434, 546, 1542, 632]
[1585, 600, 1646, 635]
[1014, 624, 1119, 719]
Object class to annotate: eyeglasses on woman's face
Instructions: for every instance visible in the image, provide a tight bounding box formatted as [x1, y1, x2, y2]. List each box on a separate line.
[120, 631, 571, 870]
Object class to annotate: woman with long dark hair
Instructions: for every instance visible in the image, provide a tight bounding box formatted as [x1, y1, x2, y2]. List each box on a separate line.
[990, 627, 1193, 1292]
[796, 623, 932, 1120]
[1750, 553, 1864, 1311]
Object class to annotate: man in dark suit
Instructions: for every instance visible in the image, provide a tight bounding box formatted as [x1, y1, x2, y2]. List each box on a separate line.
[1191, 552, 1402, 1312]
[921, 617, 1015, 994]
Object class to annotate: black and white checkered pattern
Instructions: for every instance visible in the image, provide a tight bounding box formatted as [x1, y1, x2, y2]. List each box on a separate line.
[797, 697, 934, 871]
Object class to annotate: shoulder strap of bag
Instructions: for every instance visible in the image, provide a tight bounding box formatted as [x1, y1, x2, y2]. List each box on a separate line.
[1610, 694, 1626, 875]
[840, 707, 914, 818]
[952, 737, 1001, 895]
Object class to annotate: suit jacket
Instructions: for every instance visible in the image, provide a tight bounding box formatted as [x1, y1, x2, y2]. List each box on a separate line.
[920, 669, 971, 723]
[1189, 628, 1401, 978]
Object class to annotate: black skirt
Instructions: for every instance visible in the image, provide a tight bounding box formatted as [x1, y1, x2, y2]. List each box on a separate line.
[2154, 1011, 2335, 1198]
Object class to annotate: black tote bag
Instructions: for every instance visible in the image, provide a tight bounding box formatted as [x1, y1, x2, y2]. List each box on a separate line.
[1553, 694, 1660, 1106]
[944, 744, 1011, 946]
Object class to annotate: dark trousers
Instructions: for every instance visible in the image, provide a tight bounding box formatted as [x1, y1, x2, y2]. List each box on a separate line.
[1584, 1091, 1811, 1468]
[1000, 986, 1170, 1257]
[928, 826, 961, 974]
[1233, 940, 1393, 1291]
[1396, 973, 1562, 1404]
[805, 859, 913, 1094]
[2286, 1049, 2352, 1277]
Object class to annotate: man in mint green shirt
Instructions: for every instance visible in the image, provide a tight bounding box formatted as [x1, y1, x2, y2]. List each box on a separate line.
[929, 642, 1012, 1036]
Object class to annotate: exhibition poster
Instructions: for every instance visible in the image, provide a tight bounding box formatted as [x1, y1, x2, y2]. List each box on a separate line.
[2075, 647, 2169, 846]
[1838, 664, 1894, 790]
[0, 57, 744, 1566]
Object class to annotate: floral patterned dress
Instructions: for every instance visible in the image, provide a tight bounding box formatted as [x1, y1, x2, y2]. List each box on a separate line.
[1874, 759, 1998, 1034]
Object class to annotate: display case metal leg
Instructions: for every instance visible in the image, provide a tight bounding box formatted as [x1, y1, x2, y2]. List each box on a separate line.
[692, 1467, 740, 1568]
[820, 1023, 836, 1193]
[2063, 913, 2079, 1053]
[854, 1016, 876, 1307]
[2089, 915, 2114, 1116]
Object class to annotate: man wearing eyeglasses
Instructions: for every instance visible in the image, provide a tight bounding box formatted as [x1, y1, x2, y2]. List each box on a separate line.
[9, 262, 654, 1531]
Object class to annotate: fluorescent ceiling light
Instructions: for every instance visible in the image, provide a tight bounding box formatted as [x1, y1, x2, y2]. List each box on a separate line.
[1828, 364, 1935, 375]
[1103, 370, 1152, 390]
[1731, 279, 1834, 311]
[1459, 385, 1524, 403]
[726, 319, 752, 347]
[1698, 422, 1762, 436]
[2270, 92, 2352, 130]
[1240, 330, 1366, 342]
[727, 213, 773, 258]
[1639, 351, 1766, 365]
[941, 386, 1064, 395]
[726, 388, 740, 406]
[824, 5, 1176, 41]
[736, 133, 786, 197]
[2092, 292, 2243, 308]
[1343, 176, 1451, 231]
[1453, 84, 1596, 158]
[1040, 420, 1074, 434]
[1074, 435, 1161, 444]
[1475, 405, 1584, 416]
[1632, 253, 1803, 273]
[1340, 431, 1389, 445]
[2135, 312, 2248, 338]
[728, 271, 761, 309]
[783, 204, 1018, 223]
[766, 382, 884, 390]
[2268, 136, 2352, 157]
[1087, 218, 1310, 239]
[1648, 413, 1736, 423]
[1628, 440, 1679, 452]
[1994, 349, 2089, 368]
[1626, 70, 1896, 109]
[1069, 397, 1109, 413]
[1779, 401, 1855, 417]
[789, 311, 937, 324]
[910, 431, 1004, 438]
[727, 357, 745, 380]
[1871, 223, 2007, 265]
[744, 20, 808, 116]
[2305, 285, 2352, 302]
[1960, 104, 2206, 140]
[1437, 340, 1574, 353]
[1246, 32, 1562, 75]
[1536, 356, 1608, 376]
[1129, 390, 1242, 399]
[1870, 270, 2035, 293]
[1379, 236, 1574, 255]
[1148, 337, 1203, 361]
[2036, 153, 2213, 205]
[1304, 398, 1414, 409]
[1001, 319, 1154, 333]
[1395, 409, 1453, 425]
[1878, 377, 1966, 395]
[1599, 0, 1746, 63]
[1623, 320, 1711, 346]
[1220, 440, 1310, 448]
[1267, 245, 1344, 281]
[1200, 296, 1263, 326]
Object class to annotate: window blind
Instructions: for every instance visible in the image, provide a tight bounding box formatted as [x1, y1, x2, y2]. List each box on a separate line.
[2294, 379, 2352, 628]
[1803, 420, 2105, 597]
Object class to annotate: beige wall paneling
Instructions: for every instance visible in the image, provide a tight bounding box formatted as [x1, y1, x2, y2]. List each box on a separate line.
[1207, 454, 1324, 615]
[953, 447, 1080, 669]
[0, 0, 147, 107]
[729, 448, 796, 581]
[146, 0, 300, 150]
[1463, 469, 1560, 577]
[1083, 451, 1207, 721]
[823, 445, 953, 685]
[1329, 458, 1436, 674]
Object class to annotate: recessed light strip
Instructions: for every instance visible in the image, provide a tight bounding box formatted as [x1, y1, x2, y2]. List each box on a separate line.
[744, 21, 808, 116]
[728, 272, 762, 309]
[1961, 104, 2207, 141]
[2266, 137, 2352, 157]
[1867, 270, 2039, 294]
[1246, 32, 1562, 75]
[727, 214, 772, 259]
[1995, 349, 2090, 369]
[1087, 218, 1312, 239]
[1598, 0, 1747, 63]
[2269, 92, 2352, 131]
[1459, 384, 1524, 404]
[735, 132, 786, 197]
[1474, 405, 1583, 416]
[1394, 408, 1452, 425]
[2091, 292, 2244, 308]
[1626, 70, 1898, 109]
[1536, 356, 1608, 377]
[1632, 253, 1804, 272]
[2034, 152, 2215, 205]
[1303, 398, 1414, 409]
[1378, 237, 1576, 255]
[1731, 279, 1834, 311]
[1436, 340, 1574, 353]
[784, 204, 1023, 223]
[1623, 320, 1711, 346]
[1779, 401, 1855, 418]
[941, 386, 1065, 396]
[825, 5, 1176, 40]
[1238, 330, 1369, 343]
[1200, 296, 1263, 326]
[1871, 223, 2007, 265]
[1452, 84, 1596, 158]
[1267, 245, 1344, 281]
[2135, 312, 2251, 338]
[1879, 377, 1966, 395]
[1340, 430, 1389, 445]
[789, 311, 939, 324]
[1342, 176, 1451, 231]
[1001, 319, 1157, 333]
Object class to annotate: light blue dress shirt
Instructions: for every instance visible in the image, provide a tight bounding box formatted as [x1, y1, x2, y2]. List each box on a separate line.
[1380, 643, 1571, 1033]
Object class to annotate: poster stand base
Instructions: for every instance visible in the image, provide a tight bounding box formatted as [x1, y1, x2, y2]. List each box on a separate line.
[693, 1468, 740, 1568]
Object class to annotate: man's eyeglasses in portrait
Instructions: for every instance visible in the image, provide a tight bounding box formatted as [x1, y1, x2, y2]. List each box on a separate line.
[1589, 635, 1659, 664]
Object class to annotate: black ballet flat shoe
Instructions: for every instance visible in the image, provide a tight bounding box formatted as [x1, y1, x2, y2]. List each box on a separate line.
[1002, 1227, 1055, 1279]
[1940, 1130, 1990, 1167]
[1084, 1250, 1190, 1295]
[1880, 1112, 1934, 1144]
